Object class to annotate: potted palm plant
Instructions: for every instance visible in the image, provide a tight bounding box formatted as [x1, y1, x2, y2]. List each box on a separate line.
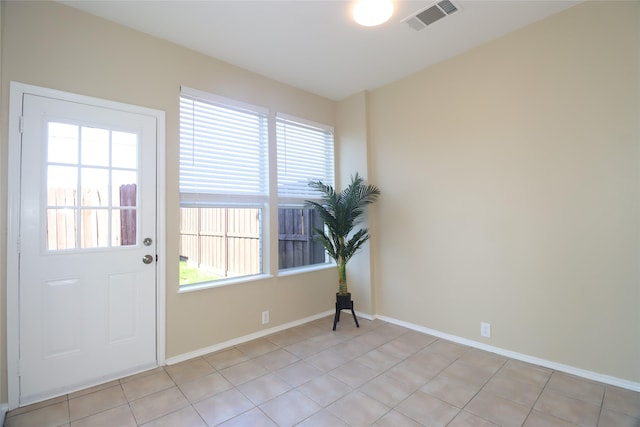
[306, 173, 380, 329]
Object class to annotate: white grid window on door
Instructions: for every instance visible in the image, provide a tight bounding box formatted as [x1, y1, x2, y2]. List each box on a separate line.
[46, 121, 139, 250]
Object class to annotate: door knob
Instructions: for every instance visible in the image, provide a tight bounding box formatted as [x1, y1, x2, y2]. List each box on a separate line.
[142, 254, 154, 264]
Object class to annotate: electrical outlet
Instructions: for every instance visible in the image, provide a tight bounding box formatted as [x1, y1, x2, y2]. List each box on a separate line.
[480, 322, 491, 338]
[262, 310, 270, 325]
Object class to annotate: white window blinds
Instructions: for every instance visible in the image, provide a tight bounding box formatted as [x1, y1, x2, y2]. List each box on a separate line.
[277, 115, 334, 201]
[180, 90, 268, 204]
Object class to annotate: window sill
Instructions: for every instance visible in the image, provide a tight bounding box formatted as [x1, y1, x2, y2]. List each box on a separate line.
[278, 262, 336, 277]
[178, 273, 274, 293]
[177, 263, 337, 293]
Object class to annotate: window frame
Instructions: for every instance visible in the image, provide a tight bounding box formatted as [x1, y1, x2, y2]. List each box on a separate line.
[179, 87, 270, 290]
[276, 113, 335, 273]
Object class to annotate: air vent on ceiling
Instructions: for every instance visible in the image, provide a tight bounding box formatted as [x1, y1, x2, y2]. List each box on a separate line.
[404, 0, 459, 31]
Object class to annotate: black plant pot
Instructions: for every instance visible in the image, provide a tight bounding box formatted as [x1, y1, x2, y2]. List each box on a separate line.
[333, 292, 360, 331]
[336, 293, 353, 310]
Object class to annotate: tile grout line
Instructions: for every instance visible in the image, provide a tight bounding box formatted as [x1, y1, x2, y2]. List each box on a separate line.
[65, 396, 71, 426]
[446, 347, 505, 426]
[595, 385, 607, 427]
[513, 363, 552, 427]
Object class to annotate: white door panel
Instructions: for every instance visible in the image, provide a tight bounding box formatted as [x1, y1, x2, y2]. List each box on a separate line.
[19, 94, 157, 404]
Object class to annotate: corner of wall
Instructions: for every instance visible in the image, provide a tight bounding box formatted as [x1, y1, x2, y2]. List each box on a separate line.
[335, 91, 377, 316]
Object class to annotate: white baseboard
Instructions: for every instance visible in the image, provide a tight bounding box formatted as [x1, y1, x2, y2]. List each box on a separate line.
[354, 310, 375, 321]
[165, 310, 334, 365]
[1, 403, 8, 426]
[376, 315, 640, 393]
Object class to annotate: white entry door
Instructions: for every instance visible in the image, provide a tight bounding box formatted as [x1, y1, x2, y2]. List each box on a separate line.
[18, 93, 158, 404]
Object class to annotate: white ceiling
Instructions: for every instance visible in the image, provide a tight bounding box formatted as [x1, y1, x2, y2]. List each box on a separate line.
[60, 0, 581, 101]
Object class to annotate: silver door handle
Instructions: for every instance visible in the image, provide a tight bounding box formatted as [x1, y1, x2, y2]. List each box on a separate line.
[142, 255, 154, 264]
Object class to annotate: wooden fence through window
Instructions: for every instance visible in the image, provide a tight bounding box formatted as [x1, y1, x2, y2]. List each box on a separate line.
[179, 207, 325, 278]
[179, 207, 261, 278]
[47, 184, 137, 250]
[278, 208, 325, 269]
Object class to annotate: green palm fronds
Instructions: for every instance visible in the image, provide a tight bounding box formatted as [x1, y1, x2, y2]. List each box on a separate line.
[306, 173, 380, 295]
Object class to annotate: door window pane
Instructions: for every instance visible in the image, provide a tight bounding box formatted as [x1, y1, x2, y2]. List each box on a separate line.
[48, 123, 78, 164]
[48, 166, 77, 206]
[112, 131, 138, 169]
[81, 168, 109, 207]
[80, 209, 109, 248]
[112, 208, 137, 246]
[115, 182, 137, 247]
[47, 208, 77, 250]
[81, 127, 110, 167]
[112, 171, 137, 207]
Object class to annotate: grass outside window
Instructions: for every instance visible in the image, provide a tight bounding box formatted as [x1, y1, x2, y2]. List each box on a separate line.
[179, 261, 219, 286]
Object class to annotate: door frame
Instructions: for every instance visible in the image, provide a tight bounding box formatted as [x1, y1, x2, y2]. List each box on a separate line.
[6, 81, 166, 409]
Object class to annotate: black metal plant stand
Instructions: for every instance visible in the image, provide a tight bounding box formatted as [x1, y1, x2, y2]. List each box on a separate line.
[333, 293, 360, 331]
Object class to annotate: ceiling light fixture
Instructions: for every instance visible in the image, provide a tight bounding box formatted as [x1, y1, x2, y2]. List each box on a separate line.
[353, 0, 394, 27]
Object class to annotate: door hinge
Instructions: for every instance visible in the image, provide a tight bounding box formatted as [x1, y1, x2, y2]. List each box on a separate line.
[19, 115, 24, 134]
[18, 360, 23, 377]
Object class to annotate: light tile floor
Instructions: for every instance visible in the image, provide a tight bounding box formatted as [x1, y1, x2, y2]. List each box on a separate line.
[5, 316, 640, 426]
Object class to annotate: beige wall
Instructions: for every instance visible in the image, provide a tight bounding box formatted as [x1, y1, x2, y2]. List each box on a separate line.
[0, 0, 340, 402]
[368, 1, 639, 382]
